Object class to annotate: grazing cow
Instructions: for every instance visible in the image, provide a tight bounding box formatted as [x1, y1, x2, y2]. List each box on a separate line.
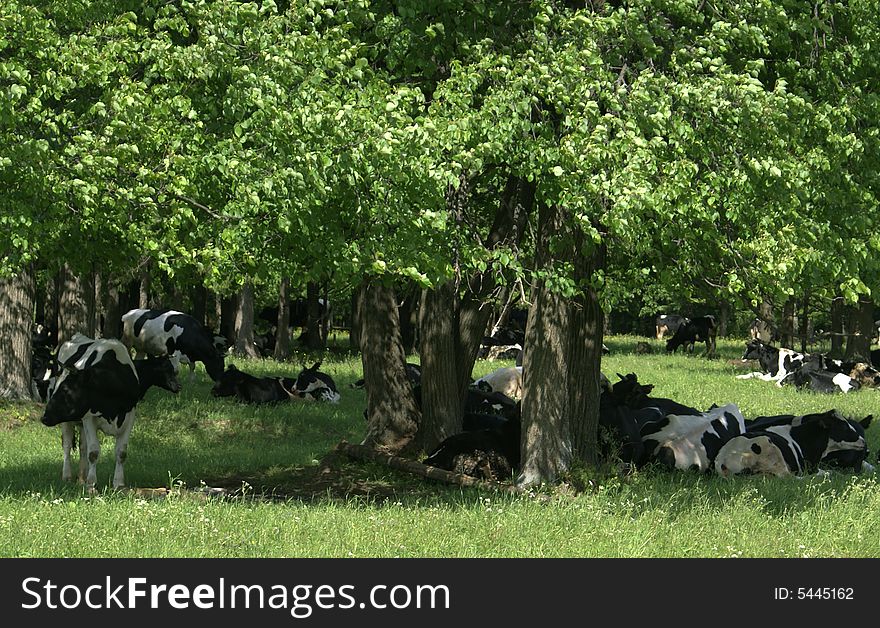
[40, 334, 181, 491]
[422, 415, 521, 481]
[665, 315, 717, 357]
[211, 365, 298, 404]
[473, 366, 523, 399]
[655, 314, 685, 341]
[735, 339, 807, 385]
[121, 308, 225, 381]
[639, 403, 747, 472]
[290, 362, 340, 402]
[716, 410, 874, 477]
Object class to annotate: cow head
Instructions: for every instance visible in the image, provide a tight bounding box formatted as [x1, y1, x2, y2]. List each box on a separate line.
[40, 369, 93, 427]
[135, 356, 182, 396]
[815, 411, 872, 472]
[741, 339, 767, 361]
[211, 365, 247, 397]
[292, 362, 340, 402]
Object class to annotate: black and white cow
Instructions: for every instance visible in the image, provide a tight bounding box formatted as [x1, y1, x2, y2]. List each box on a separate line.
[812, 355, 880, 389]
[422, 414, 521, 481]
[665, 315, 717, 357]
[40, 334, 181, 491]
[780, 360, 861, 394]
[655, 314, 685, 341]
[715, 410, 874, 477]
[121, 308, 225, 381]
[211, 365, 298, 404]
[639, 403, 747, 472]
[735, 339, 807, 386]
[290, 362, 340, 402]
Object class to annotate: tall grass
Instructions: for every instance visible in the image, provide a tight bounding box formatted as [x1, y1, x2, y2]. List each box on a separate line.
[1, 336, 878, 557]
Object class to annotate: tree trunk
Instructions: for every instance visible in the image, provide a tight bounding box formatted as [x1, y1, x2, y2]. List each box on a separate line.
[780, 297, 796, 349]
[191, 285, 208, 327]
[799, 289, 811, 353]
[755, 299, 776, 343]
[0, 264, 36, 400]
[101, 280, 121, 339]
[397, 283, 420, 356]
[717, 300, 729, 337]
[417, 280, 462, 452]
[567, 229, 606, 467]
[220, 294, 237, 347]
[138, 265, 150, 310]
[830, 295, 845, 359]
[304, 281, 323, 350]
[321, 282, 331, 345]
[274, 276, 292, 361]
[233, 283, 260, 358]
[518, 201, 572, 488]
[358, 279, 420, 454]
[349, 289, 361, 351]
[844, 295, 873, 361]
[58, 264, 90, 345]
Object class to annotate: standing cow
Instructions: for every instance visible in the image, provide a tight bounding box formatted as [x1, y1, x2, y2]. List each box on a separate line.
[121, 309, 225, 381]
[41, 334, 181, 491]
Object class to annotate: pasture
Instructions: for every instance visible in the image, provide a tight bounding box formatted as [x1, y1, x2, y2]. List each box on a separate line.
[1, 336, 879, 558]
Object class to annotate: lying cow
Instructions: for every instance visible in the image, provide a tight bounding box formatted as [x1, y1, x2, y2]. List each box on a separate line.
[121, 308, 225, 381]
[780, 359, 861, 394]
[665, 315, 717, 357]
[211, 365, 298, 404]
[290, 362, 340, 402]
[422, 414, 521, 482]
[40, 334, 181, 491]
[640, 403, 747, 472]
[735, 339, 807, 386]
[715, 410, 874, 477]
[473, 366, 523, 400]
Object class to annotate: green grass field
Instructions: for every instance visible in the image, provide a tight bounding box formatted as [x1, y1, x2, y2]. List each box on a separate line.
[1, 336, 879, 557]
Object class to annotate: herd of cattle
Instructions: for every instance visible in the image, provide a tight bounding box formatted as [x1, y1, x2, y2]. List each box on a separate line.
[27, 306, 879, 490]
[31, 308, 341, 491]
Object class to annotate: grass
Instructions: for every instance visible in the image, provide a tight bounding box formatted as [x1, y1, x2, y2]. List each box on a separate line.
[1, 335, 879, 558]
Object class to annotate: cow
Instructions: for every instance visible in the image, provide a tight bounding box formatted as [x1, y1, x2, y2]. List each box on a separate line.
[422, 415, 521, 482]
[872, 349, 880, 367]
[465, 387, 521, 423]
[665, 315, 717, 357]
[599, 386, 663, 466]
[715, 410, 874, 477]
[639, 403, 747, 472]
[813, 355, 880, 388]
[290, 361, 340, 402]
[735, 339, 807, 386]
[40, 334, 181, 491]
[473, 366, 523, 400]
[780, 360, 861, 394]
[211, 365, 298, 404]
[608, 372, 701, 418]
[121, 308, 225, 381]
[655, 314, 685, 341]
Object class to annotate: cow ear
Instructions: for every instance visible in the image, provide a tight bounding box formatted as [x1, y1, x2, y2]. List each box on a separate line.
[310, 361, 322, 371]
[861, 415, 873, 429]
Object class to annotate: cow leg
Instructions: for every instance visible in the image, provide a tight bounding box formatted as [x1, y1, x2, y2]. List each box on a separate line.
[79, 416, 101, 493]
[61, 423, 76, 482]
[189, 361, 196, 382]
[78, 425, 88, 483]
[112, 411, 136, 489]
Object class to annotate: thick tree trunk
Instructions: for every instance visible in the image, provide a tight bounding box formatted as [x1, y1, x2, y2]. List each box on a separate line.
[274, 277, 292, 361]
[567, 230, 606, 467]
[417, 281, 462, 452]
[845, 295, 873, 361]
[233, 283, 260, 358]
[358, 279, 420, 454]
[397, 283, 420, 356]
[518, 201, 572, 488]
[138, 265, 150, 310]
[755, 299, 776, 343]
[0, 265, 36, 400]
[58, 264, 90, 346]
[830, 295, 845, 359]
[717, 300, 729, 337]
